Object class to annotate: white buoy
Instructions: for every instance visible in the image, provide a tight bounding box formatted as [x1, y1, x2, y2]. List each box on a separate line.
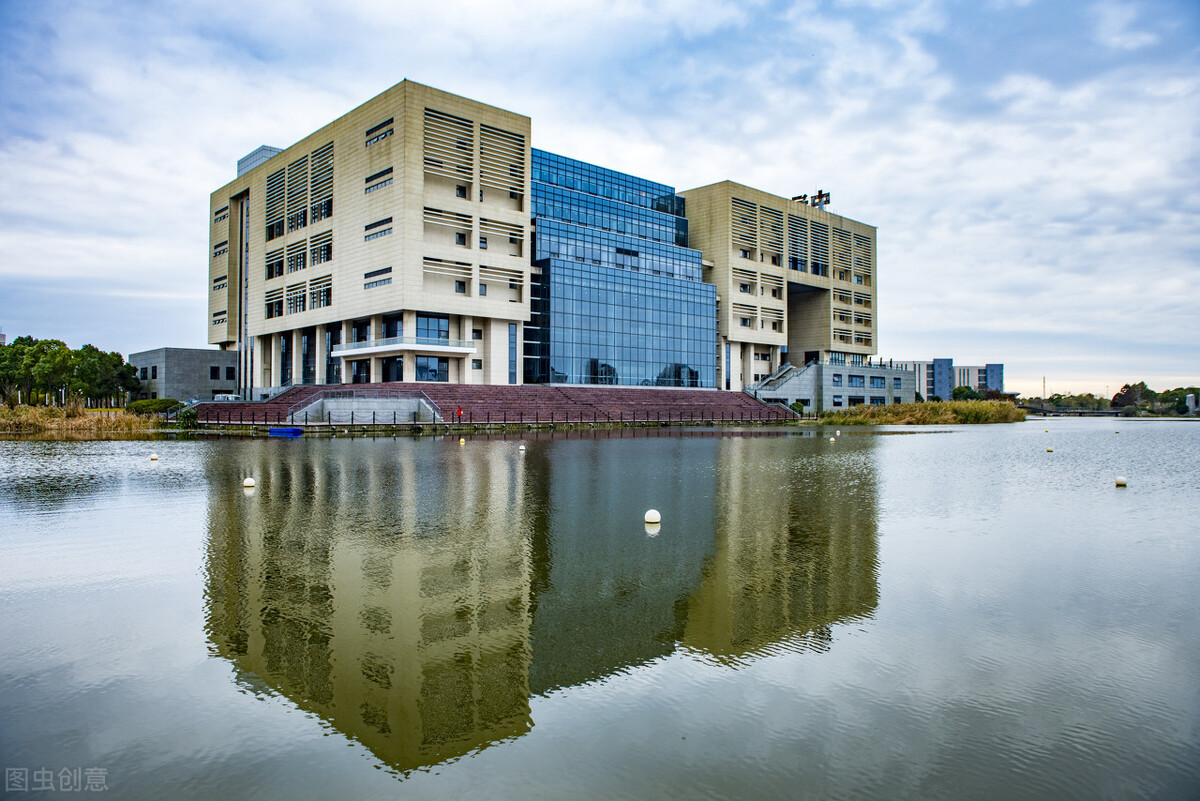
[1115, 476, 1127, 487]
[645, 522, 661, 537]
[150, 453, 158, 461]
[836, 430, 841, 436]
[829, 437, 836, 442]
[518, 444, 526, 452]
[243, 477, 256, 488]
[644, 509, 661, 524]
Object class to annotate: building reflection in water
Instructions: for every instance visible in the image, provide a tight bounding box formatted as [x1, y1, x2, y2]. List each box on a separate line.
[203, 431, 879, 775]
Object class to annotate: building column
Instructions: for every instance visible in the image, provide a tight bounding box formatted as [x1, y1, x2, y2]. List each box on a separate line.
[340, 321, 352, 384]
[462, 315, 477, 385]
[291, 329, 302, 386]
[270, 334, 281, 389]
[315, 324, 327, 385]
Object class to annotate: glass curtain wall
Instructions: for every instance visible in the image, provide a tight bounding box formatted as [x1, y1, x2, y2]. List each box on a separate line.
[526, 150, 717, 387]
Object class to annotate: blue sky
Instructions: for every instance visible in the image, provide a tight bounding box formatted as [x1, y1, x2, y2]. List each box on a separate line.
[1, 0, 1197, 397]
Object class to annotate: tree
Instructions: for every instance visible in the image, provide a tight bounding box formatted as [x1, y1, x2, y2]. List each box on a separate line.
[0, 336, 35, 405]
[952, 385, 983, 401]
[1112, 382, 1157, 408]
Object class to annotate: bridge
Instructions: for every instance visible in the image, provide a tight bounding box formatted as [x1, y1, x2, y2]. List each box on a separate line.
[1018, 403, 1122, 417]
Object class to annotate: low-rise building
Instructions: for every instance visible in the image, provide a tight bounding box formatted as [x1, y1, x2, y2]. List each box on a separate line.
[750, 361, 915, 412]
[128, 348, 238, 402]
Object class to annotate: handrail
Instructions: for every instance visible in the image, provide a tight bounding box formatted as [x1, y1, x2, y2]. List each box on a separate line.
[331, 335, 476, 353]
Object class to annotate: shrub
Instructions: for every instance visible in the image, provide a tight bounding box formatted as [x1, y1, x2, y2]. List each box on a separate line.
[176, 406, 199, 428]
[126, 398, 181, 415]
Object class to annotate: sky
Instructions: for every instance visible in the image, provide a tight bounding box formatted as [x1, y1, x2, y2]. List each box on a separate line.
[0, 0, 1197, 398]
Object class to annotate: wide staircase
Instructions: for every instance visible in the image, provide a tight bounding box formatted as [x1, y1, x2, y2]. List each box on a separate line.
[191, 383, 795, 425]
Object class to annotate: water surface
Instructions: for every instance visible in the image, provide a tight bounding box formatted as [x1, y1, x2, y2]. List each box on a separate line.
[1, 420, 1197, 799]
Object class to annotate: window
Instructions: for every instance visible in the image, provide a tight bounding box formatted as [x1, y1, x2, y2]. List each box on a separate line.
[740, 317, 751, 327]
[416, 313, 449, 341]
[771, 255, 780, 266]
[364, 267, 391, 279]
[364, 278, 391, 290]
[210, 366, 220, 380]
[739, 283, 751, 293]
[415, 355, 448, 382]
[456, 185, 467, 198]
[832, 374, 842, 386]
[832, 395, 843, 407]
[849, 396, 865, 406]
[365, 217, 393, 241]
[472, 328, 483, 340]
[455, 280, 466, 293]
[266, 253, 284, 279]
[849, 375, 865, 387]
[365, 167, 392, 184]
[365, 119, 393, 147]
[472, 359, 483, 370]
[870, 376, 886, 388]
[771, 321, 781, 331]
[478, 283, 487, 296]
[226, 366, 235, 381]
[311, 197, 332, 220]
[894, 377, 902, 390]
[455, 232, 466, 246]
[739, 249, 751, 259]
[871, 396, 886, 405]
[212, 240, 228, 258]
[151, 366, 157, 380]
[770, 287, 780, 298]
[479, 236, 488, 249]
[310, 276, 332, 309]
[140, 367, 147, 381]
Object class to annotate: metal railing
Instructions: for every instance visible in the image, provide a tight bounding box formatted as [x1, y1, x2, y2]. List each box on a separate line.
[331, 335, 476, 354]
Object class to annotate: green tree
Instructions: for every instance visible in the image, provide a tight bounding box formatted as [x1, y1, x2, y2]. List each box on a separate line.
[952, 385, 983, 401]
[1112, 382, 1157, 408]
[25, 339, 74, 405]
[0, 336, 35, 405]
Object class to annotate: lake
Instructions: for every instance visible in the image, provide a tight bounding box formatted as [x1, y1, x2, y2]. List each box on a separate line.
[1, 419, 1197, 799]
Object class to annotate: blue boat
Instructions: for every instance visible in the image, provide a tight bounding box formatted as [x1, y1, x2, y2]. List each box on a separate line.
[268, 427, 304, 438]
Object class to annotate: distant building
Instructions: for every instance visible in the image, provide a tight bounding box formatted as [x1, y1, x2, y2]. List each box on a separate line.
[750, 361, 915, 412]
[128, 348, 239, 401]
[888, 359, 1004, 399]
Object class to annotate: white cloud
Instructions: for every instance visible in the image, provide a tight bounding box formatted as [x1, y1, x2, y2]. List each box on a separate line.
[1091, 1, 1159, 50]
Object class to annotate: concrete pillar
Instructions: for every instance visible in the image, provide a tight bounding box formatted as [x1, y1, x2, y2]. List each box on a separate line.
[270, 333, 281, 389]
[340, 320, 352, 384]
[462, 315, 477, 385]
[291, 329, 302, 385]
[315, 324, 327, 385]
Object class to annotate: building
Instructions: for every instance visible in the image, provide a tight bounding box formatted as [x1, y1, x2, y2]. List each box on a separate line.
[128, 347, 238, 401]
[526, 150, 717, 387]
[888, 359, 1005, 399]
[209, 80, 881, 397]
[750, 361, 915, 412]
[210, 81, 532, 397]
[682, 183, 877, 392]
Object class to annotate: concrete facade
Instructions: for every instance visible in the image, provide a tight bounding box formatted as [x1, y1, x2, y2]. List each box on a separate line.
[888, 359, 1005, 399]
[681, 182, 877, 392]
[210, 80, 531, 396]
[129, 347, 238, 402]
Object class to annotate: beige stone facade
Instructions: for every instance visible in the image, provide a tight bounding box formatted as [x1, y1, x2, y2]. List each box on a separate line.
[681, 182, 877, 392]
[209, 81, 531, 395]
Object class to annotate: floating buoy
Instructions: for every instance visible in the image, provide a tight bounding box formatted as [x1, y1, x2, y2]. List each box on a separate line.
[1046, 448, 1053, 452]
[1115, 476, 1127, 487]
[459, 438, 465, 445]
[150, 453, 158, 461]
[518, 444, 526, 452]
[644, 509, 661, 524]
[836, 430, 841, 436]
[1045, 429, 1049, 433]
[829, 437, 836, 442]
[645, 522, 661, 537]
[243, 477, 256, 488]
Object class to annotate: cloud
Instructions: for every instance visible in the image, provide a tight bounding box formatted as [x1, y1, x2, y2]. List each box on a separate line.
[1091, 1, 1159, 50]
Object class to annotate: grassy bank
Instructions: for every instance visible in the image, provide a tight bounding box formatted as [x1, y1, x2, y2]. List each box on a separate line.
[0, 406, 159, 434]
[817, 400, 1026, 426]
